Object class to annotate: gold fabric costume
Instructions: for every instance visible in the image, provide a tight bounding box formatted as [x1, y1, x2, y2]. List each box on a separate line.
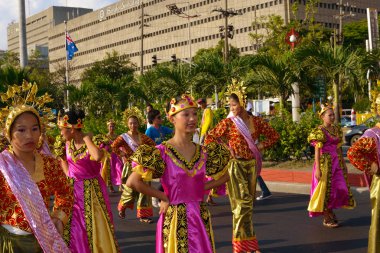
[369, 175, 380, 253]
[227, 158, 259, 251]
[0, 226, 42, 253]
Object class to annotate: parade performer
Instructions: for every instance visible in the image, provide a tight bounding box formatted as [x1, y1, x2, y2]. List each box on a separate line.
[0, 82, 73, 253]
[347, 122, 380, 252]
[204, 79, 279, 253]
[197, 98, 214, 144]
[99, 119, 123, 193]
[113, 107, 156, 223]
[127, 94, 230, 253]
[307, 104, 355, 228]
[56, 109, 119, 253]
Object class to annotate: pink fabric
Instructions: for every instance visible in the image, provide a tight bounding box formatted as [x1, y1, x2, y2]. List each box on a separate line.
[138, 144, 214, 253]
[309, 128, 350, 217]
[228, 115, 263, 174]
[0, 150, 70, 253]
[361, 128, 380, 188]
[66, 145, 115, 252]
[101, 142, 123, 186]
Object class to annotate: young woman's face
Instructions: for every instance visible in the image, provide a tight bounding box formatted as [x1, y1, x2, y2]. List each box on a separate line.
[128, 117, 139, 132]
[172, 107, 198, 133]
[321, 109, 335, 125]
[60, 127, 73, 141]
[108, 123, 115, 133]
[10, 112, 41, 153]
[229, 98, 243, 117]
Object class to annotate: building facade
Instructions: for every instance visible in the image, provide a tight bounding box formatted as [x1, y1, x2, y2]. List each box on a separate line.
[7, 6, 92, 58]
[8, 0, 380, 84]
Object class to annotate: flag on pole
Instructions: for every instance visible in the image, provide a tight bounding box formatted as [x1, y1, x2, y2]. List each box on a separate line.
[66, 32, 78, 60]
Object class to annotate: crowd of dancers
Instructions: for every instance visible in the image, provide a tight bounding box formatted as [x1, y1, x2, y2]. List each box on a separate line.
[0, 80, 379, 253]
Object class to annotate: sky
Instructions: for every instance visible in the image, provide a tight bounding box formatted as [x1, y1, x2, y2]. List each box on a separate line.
[0, 0, 116, 50]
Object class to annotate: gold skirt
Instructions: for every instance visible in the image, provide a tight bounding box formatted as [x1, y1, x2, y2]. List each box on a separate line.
[369, 175, 380, 253]
[0, 226, 42, 253]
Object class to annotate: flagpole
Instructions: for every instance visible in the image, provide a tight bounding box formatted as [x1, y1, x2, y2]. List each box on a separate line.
[64, 20, 70, 110]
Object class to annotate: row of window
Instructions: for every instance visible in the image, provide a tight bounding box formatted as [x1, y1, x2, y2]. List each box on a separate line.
[8, 29, 49, 49]
[49, 0, 283, 53]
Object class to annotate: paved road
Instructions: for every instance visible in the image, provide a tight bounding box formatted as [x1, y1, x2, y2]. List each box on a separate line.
[109, 189, 371, 253]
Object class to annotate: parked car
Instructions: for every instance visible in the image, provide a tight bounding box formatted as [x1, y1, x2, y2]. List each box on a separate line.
[344, 124, 368, 146]
[340, 116, 352, 127]
[344, 116, 380, 146]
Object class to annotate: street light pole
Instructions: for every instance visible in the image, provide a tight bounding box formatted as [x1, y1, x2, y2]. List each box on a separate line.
[18, 0, 28, 68]
[140, 1, 144, 75]
[224, 0, 228, 63]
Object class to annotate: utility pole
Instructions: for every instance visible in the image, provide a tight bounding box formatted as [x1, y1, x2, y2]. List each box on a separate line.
[166, 3, 199, 65]
[139, 1, 150, 75]
[19, 0, 28, 68]
[332, 0, 355, 123]
[212, 1, 241, 63]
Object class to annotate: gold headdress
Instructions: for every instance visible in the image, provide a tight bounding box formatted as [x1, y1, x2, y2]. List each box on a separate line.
[319, 103, 333, 117]
[0, 81, 54, 140]
[225, 79, 247, 108]
[168, 94, 197, 116]
[123, 107, 145, 125]
[57, 112, 84, 129]
[107, 119, 115, 126]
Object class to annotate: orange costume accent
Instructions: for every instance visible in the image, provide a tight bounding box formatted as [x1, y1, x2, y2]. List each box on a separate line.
[0, 153, 73, 232]
[347, 137, 378, 172]
[204, 116, 279, 158]
[205, 115, 279, 253]
[112, 134, 156, 162]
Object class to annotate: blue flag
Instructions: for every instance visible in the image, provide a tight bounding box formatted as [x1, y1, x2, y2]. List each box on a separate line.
[66, 32, 78, 60]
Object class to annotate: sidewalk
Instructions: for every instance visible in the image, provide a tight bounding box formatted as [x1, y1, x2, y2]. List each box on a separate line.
[261, 159, 369, 195]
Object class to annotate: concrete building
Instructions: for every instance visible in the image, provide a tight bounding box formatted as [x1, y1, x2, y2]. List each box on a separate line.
[8, 0, 380, 84]
[7, 6, 93, 58]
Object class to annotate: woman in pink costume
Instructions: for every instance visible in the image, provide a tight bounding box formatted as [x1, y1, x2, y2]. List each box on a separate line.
[56, 109, 119, 253]
[127, 94, 230, 253]
[307, 105, 355, 228]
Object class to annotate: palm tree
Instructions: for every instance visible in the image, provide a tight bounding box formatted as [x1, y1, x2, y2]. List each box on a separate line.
[246, 52, 298, 111]
[296, 42, 363, 123]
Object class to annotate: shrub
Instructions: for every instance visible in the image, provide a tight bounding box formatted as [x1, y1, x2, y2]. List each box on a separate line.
[263, 109, 320, 161]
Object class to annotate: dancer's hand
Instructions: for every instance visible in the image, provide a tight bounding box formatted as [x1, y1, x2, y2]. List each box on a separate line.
[370, 162, 379, 175]
[315, 168, 321, 181]
[159, 196, 169, 214]
[52, 217, 64, 236]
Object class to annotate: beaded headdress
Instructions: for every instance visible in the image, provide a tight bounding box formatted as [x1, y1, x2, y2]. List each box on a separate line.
[107, 119, 115, 126]
[225, 79, 247, 108]
[168, 94, 197, 116]
[123, 107, 145, 125]
[57, 112, 84, 129]
[0, 81, 54, 141]
[319, 103, 333, 117]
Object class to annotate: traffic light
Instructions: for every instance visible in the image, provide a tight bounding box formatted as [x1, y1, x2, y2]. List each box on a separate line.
[227, 25, 234, 39]
[171, 54, 177, 64]
[219, 26, 225, 39]
[152, 55, 157, 66]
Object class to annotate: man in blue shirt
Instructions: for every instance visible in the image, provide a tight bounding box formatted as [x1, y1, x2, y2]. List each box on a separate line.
[145, 109, 173, 144]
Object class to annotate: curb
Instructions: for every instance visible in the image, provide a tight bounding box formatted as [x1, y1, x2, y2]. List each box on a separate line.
[266, 181, 369, 196]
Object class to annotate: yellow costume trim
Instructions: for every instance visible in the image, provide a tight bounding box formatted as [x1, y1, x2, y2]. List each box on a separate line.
[308, 127, 326, 147]
[130, 145, 165, 179]
[168, 94, 197, 116]
[225, 79, 247, 108]
[123, 107, 145, 126]
[233, 236, 257, 241]
[57, 113, 83, 129]
[307, 153, 331, 212]
[319, 103, 332, 117]
[132, 165, 153, 181]
[205, 142, 230, 177]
